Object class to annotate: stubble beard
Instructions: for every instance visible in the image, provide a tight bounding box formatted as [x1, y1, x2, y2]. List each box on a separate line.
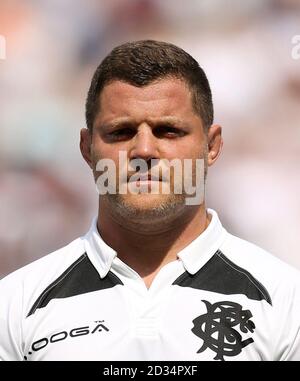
[103, 191, 187, 228]
[94, 147, 208, 231]
[100, 171, 208, 232]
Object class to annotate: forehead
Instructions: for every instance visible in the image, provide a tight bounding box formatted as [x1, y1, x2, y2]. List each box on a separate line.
[97, 78, 196, 122]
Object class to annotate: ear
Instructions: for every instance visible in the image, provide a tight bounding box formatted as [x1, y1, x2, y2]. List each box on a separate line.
[207, 124, 223, 166]
[80, 128, 93, 169]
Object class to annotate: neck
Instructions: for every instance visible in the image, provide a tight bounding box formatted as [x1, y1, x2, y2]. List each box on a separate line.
[97, 200, 211, 284]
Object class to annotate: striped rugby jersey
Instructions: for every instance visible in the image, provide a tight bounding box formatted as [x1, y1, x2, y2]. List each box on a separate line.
[0, 209, 300, 361]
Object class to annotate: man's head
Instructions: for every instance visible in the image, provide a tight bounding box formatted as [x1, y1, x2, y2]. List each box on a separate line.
[85, 40, 213, 134]
[80, 40, 222, 228]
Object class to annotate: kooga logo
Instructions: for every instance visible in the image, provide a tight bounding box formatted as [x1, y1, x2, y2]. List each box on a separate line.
[24, 320, 109, 360]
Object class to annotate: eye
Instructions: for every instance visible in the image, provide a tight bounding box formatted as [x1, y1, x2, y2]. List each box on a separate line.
[108, 128, 135, 141]
[154, 125, 185, 138]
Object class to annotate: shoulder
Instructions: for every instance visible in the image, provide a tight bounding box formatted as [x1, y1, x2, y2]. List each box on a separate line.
[0, 237, 86, 316]
[220, 231, 300, 300]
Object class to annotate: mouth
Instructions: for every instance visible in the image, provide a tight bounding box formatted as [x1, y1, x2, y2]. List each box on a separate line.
[127, 174, 162, 183]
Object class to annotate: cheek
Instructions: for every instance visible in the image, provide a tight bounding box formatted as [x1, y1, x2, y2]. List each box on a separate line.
[166, 142, 205, 161]
[91, 144, 128, 181]
[91, 139, 120, 162]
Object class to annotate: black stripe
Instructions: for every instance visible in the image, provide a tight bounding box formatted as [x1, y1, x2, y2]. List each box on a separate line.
[173, 250, 272, 305]
[27, 253, 123, 317]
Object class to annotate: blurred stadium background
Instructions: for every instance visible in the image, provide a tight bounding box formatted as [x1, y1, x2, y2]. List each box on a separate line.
[0, 0, 300, 278]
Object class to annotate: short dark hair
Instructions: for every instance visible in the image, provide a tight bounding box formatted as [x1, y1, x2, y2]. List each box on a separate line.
[85, 40, 213, 132]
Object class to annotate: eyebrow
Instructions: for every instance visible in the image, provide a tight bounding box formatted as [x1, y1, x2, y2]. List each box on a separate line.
[99, 117, 189, 131]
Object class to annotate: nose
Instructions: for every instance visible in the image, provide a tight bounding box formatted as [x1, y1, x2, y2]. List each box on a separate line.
[128, 124, 159, 161]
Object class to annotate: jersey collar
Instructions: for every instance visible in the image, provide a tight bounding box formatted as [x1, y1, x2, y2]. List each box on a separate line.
[83, 217, 117, 278]
[177, 208, 227, 275]
[84, 208, 227, 278]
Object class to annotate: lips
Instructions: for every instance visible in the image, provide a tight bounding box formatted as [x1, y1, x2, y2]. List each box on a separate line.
[128, 174, 161, 182]
[139, 175, 160, 181]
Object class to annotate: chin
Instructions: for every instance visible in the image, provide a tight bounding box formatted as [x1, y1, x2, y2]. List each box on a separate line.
[107, 193, 186, 222]
[127, 193, 169, 207]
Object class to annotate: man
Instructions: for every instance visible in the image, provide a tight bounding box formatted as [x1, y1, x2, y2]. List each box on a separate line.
[0, 40, 299, 361]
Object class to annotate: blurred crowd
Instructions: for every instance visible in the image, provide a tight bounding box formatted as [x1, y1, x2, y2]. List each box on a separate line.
[0, 0, 300, 277]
